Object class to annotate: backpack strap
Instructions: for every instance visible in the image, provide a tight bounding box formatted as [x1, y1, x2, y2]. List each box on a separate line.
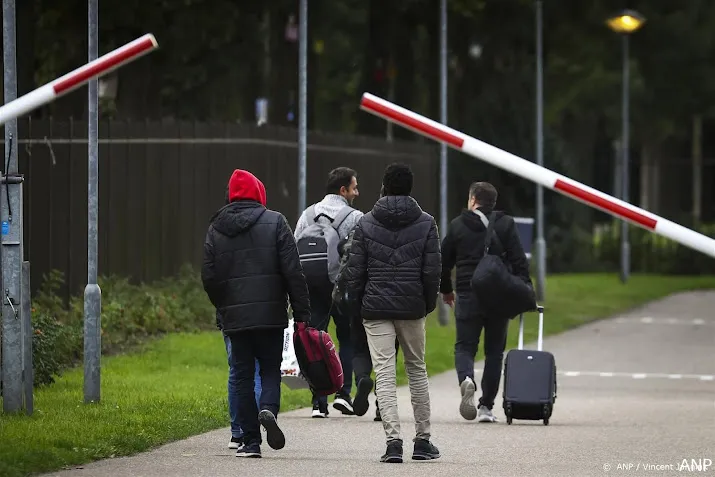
[474, 209, 504, 254]
[330, 206, 356, 234]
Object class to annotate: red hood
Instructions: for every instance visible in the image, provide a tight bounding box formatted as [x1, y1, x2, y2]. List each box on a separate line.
[228, 169, 266, 206]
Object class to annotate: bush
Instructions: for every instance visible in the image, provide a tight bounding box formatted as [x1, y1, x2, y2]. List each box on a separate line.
[592, 222, 715, 275]
[30, 265, 216, 387]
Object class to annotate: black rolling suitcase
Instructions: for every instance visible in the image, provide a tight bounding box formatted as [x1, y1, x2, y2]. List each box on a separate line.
[502, 305, 557, 425]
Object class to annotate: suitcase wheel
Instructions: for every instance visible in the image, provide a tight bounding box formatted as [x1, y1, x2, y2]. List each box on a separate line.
[543, 404, 551, 425]
[505, 403, 513, 425]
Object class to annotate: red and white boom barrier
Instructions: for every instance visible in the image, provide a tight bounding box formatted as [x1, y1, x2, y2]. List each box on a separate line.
[360, 92, 715, 258]
[0, 34, 159, 126]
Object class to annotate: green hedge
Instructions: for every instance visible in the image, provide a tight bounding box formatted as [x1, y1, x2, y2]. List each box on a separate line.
[30, 265, 215, 388]
[592, 222, 715, 274]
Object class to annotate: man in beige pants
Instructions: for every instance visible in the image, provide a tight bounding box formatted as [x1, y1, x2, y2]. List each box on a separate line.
[342, 163, 442, 463]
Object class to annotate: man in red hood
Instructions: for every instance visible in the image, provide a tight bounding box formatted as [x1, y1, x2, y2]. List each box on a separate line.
[202, 169, 311, 458]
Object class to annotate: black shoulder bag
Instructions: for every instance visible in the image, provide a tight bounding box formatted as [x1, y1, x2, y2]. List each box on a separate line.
[470, 211, 537, 318]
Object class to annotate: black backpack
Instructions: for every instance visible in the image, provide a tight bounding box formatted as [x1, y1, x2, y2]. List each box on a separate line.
[470, 211, 537, 318]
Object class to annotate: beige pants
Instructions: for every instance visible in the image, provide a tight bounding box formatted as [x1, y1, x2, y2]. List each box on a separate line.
[363, 318, 431, 443]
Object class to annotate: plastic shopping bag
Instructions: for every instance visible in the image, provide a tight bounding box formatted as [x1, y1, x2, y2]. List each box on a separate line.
[280, 317, 310, 390]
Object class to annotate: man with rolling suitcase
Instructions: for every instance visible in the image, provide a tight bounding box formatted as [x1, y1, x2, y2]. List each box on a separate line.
[439, 182, 533, 423]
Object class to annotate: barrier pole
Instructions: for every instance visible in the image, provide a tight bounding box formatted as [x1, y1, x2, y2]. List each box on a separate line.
[0, 33, 158, 126]
[359, 92, 715, 259]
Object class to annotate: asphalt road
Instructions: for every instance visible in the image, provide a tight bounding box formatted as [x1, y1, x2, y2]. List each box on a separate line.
[46, 291, 715, 477]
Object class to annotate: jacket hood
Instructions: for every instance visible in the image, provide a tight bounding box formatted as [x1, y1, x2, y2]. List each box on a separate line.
[211, 201, 266, 237]
[228, 169, 266, 205]
[460, 207, 506, 233]
[372, 195, 423, 229]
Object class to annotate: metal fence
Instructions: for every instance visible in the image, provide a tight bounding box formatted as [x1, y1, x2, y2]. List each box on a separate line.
[9, 118, 439, 300]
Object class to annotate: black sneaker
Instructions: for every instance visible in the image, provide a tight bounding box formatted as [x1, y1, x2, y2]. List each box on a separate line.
[333, 392, 355, 415]
[258, 409, 285, 450]
[353, 377, 373, 416]
[228, 436, 243, 449]
[381, 439, 403, 463]
[236, 442, 261, 458]
[374, 399, 382, 422]
[412, 438, 441, 460]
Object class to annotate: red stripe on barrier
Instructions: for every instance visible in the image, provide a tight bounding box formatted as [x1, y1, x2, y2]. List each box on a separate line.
[53, 37, 156, 95]
[554, 179, 657, 230]
[361, 95, 464, 148]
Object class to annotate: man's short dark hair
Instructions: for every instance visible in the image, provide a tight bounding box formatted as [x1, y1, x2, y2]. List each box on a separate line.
[382, 162, 413, 196]
[469, 181, 498, 208]
[326, 167, 357, 194]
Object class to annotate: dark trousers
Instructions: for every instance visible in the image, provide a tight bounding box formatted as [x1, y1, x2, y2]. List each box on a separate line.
[351, 310, 399, 383]
[310, 286, 354, 405]
[454, 292, 509, 409]
[229, 328, 284, 445]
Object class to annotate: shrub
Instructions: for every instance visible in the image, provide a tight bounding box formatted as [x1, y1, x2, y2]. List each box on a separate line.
[592, 222, 715, 274]
[30, 265, 216, 388]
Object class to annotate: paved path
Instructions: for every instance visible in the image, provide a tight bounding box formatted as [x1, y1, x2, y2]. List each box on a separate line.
[47, 291, 715, 477]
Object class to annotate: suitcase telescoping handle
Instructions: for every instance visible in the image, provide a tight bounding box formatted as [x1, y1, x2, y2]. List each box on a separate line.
[517, 305, 545, 351]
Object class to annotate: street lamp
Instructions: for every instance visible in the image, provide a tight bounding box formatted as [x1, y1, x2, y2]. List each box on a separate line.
[534, 0, 546, 302]
[606, 9, 645, 284]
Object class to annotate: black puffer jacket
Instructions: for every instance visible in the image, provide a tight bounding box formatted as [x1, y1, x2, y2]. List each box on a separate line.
[201, 201, 311, 332]
[440, 208, 532, 296]
[343, 195, 441, 320]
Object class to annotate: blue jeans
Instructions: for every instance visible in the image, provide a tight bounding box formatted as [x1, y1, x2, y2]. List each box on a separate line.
[224, 333, 261, 439]
[230, 328, 284, 445]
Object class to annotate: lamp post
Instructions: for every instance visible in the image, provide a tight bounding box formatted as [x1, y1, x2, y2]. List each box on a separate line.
[606, 9, 645, 284]
[534, 0, 546, 302]
[437, 0, 449, 326]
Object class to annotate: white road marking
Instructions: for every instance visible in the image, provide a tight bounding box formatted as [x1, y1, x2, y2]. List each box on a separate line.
[475, 369, 715, 381]
[613, 317, 712, 326]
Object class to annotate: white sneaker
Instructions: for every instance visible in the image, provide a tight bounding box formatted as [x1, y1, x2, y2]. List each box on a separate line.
[459, 377, 477, 420]
[228, 436, 242, 449]
[477, 405, 498, 423]
[333, 394, 355, 415]
[311, 405, 327, 418]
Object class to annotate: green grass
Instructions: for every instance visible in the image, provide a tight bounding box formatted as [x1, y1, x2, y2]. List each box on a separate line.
[1, 273, 713, 477]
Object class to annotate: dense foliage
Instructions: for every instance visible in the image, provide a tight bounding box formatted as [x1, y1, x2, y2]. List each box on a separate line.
[30, 266, 215, 387]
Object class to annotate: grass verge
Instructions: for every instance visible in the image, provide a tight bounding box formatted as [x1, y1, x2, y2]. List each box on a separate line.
[1, 273, 713, 476]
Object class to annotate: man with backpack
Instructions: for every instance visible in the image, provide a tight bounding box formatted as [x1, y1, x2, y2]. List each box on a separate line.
[342, 163, 442, 463]
[202, 169, 311, 458]
[294, 167, 363, 418]
[439, 181, 532, 423]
